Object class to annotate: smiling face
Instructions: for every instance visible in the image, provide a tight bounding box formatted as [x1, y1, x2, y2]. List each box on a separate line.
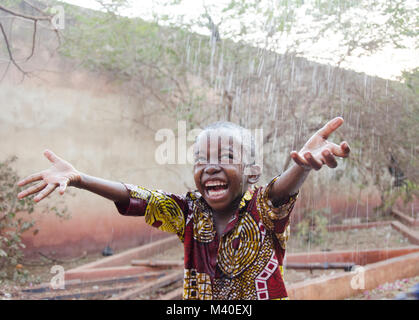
[193, 128, 253, 215]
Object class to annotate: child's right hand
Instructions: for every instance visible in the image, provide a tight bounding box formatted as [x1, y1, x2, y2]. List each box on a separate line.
[17, 150, 81, 202]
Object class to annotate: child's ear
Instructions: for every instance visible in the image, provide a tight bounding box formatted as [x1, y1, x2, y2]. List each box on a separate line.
[245, 164, 261, 184]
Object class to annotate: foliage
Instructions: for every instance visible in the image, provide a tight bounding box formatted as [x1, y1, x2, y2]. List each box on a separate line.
[296, 208, 330, 245]
[161, 0, 418, 64]
[0, 156, 69, 284]
[336, 68, 419, 212]
[380, 180, 419, 213]
[402, 67, 419, 95]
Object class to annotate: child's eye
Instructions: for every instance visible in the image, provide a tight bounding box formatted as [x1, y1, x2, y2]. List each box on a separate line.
[220, 154, 234, 162]
[195, 157, 208, 164]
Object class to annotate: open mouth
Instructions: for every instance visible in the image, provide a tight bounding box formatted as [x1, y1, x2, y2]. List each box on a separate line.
[204, 180, 229, 200]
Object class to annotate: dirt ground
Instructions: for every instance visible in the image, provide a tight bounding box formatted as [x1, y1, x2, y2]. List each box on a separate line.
[0, 246, 181, 300]
[346, 275, 419, 300]
[0, 251, 111, 300]
[287, 225, 410, 253]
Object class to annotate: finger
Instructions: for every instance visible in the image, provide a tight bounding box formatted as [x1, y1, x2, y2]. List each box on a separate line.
[43, 149, 62, 164]
[316, 117, 344, 139]
[17, 172, 43, 187]
[58, 179, 68, 195]
[322, 149, 338, 168]
[304, 151, 322, 170]
[290, 151, 306, 166]
[18, 181, 47, 199]
[329, 141, 351, 158]
[33, 183, 56, 202]
[340, 141, 351, 157]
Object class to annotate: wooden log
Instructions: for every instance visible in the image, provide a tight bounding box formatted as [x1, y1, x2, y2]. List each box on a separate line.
[391, 221, 419, 245]
[131, 259, 183, 268]
[108, 271, 184, 300]
[67, 235, 179, 271]
[157, 287, 183, 300]
[37, 283, 143, 300]
[21, 271, 167, 294]
[392, 209, 419, 227]
[285, 262, 355, 272]
[65, 266, 156, 281]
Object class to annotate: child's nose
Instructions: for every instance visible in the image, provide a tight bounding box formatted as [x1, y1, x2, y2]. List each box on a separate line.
[204, 164, 221, 174]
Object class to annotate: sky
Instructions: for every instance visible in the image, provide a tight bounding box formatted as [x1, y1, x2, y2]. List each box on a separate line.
[60, 0, 418, 81]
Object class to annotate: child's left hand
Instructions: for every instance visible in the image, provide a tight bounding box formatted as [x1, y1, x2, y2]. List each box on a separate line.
[290, 117, 350, 171]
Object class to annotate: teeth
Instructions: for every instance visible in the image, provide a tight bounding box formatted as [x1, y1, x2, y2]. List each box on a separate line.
[205, 180, 227, 187]
[208, 189, 228, 197]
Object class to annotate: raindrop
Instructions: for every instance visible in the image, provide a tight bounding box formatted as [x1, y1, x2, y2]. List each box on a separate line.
[265, 74, 271, 93]
[257, 56, 265, 77]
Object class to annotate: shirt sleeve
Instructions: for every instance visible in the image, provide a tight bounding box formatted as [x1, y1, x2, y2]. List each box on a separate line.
[114, 184, 188, 241]
[257, 175, 298, 250]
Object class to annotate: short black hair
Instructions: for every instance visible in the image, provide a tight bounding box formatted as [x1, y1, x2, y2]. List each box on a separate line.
[196, 121, 256, 165]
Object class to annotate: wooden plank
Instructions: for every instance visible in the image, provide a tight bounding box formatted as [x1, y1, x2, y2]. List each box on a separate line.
[131, 259, 183, 268]
[22, 271, 167, 294]
[39, 283, 142, 300]
[285, 262, 355, 271]
[65, 266, 156, 281]
[391, 221, 419, 245]
[157, 287, 183, 300]
[67, 235, 179, 271]
[392, 209, 419, 227]
[108, 271, 184, 300]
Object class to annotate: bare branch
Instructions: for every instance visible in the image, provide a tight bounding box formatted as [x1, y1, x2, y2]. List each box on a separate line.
[0, 2, 61, 77]
[22, 0, 48, 16]
[25, 19, 37, 62]
[0, 4, 51, 21]
[0, 22, 28, 75]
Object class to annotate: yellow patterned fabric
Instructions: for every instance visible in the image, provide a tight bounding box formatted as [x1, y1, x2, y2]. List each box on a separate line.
[259, 175, 299, 221]
[257, 175, 298, 250]
[192, 203, 216, 243]
[184, 269, 213, 300]
[129, 186, 186, 241]
[217, 211, 261, 277]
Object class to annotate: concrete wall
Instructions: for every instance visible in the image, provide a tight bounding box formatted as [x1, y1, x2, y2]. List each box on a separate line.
[0, 56, 194, 258]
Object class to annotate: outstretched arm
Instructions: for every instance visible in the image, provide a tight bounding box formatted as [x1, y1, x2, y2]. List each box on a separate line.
[268, 117, 350, 205]
[17, 150, 129, 206]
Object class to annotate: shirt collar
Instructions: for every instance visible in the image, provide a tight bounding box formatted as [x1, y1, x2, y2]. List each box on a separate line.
[191, 185, 257, 235]
[220, 185, 256, 235]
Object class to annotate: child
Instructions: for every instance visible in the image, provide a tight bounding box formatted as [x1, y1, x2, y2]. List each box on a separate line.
[17, 117, 350, 300]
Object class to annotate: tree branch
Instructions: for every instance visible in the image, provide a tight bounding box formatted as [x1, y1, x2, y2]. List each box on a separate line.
[0, 22, 27, 75]
[0, 3, 60, 77]
[0, 4, 51, 21]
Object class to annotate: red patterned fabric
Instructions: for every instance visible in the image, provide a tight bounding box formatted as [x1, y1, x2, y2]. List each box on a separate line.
[115, 177, 297, 300]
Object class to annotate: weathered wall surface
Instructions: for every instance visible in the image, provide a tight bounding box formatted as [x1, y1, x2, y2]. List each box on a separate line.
[0, 62, 384, 257]
[0, 55, 195, 258]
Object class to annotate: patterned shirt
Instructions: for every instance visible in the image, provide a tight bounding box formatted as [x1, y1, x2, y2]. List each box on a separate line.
[115, 176, 298, 300]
